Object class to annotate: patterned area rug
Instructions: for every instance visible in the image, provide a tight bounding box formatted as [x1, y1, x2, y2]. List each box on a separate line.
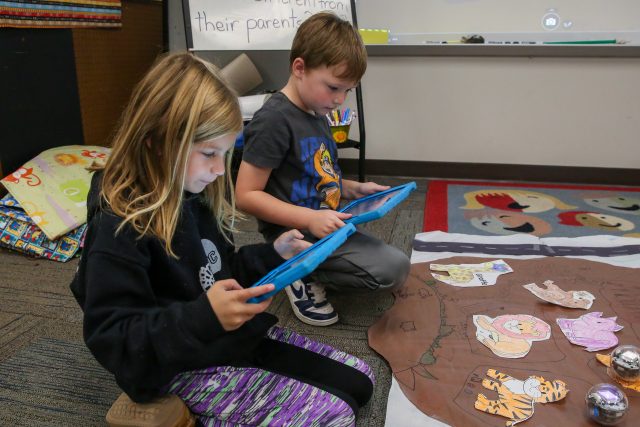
[424, 180, 640, 238]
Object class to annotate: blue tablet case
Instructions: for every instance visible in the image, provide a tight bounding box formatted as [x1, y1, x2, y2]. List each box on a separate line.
[339, 182, 417, 225]
[248, 223, 356, 303]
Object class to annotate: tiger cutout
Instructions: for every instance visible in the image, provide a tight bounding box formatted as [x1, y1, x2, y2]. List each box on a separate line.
[474, 369, 568, 426]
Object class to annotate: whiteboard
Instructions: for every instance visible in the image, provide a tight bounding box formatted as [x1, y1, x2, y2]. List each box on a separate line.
[356, 0, 640, 44]
[184, 0, 354, 51]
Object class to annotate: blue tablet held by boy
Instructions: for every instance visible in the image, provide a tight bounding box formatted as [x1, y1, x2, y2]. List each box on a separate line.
[341, 182, 417, 225]
[236, 12, 411, 326]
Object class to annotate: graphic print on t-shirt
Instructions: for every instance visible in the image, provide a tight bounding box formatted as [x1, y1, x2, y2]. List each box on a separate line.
[199, 239, 222, 291]
[314, 142, 341, 209]
[290, 137, 341, 210]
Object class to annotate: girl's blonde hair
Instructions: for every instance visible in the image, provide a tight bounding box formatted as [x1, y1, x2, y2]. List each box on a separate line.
[99, 52, 242, 257]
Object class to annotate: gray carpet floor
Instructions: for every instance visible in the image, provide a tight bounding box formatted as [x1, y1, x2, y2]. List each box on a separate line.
[0, 176, 427, 426]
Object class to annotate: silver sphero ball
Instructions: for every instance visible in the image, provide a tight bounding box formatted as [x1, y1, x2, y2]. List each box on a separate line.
[585, 383, 628, 425]
[610, 344, 640, 382]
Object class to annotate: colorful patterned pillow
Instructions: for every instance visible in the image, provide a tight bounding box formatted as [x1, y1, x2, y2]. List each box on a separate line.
[0, 194, 86, 262]
[0, 193, 32, 222]
[1, 145, 109, 240]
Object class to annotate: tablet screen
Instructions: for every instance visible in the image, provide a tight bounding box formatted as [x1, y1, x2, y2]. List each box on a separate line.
[341, 187, 406, 216]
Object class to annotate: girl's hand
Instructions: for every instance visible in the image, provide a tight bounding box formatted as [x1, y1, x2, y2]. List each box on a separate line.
[308, 209, 352, 238]
[351, 182, 390, 199]
[273, 229, 312, 260]
[206, 279, 275, 331]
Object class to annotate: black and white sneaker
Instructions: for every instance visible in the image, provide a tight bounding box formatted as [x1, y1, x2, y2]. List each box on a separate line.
[284, 280, 338, 326]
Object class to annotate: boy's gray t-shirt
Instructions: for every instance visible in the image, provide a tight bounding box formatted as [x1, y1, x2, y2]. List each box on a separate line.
[243, 92, 342, 239]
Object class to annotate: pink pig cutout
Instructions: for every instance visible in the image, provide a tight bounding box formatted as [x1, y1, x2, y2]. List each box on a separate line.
[556, 312, 623, 352]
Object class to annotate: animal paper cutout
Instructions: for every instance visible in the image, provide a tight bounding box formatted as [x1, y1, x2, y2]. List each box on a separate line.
[596, 354, 640, 392]
[523, 280, 595, 309]
[473, 314, 551, 358]
[556, 312, 623, 352]
[475, 369, 568, 427]
[430, 259, 513, 287]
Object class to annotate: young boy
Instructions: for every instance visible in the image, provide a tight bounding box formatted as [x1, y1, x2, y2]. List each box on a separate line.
[236, 12, 410, 326]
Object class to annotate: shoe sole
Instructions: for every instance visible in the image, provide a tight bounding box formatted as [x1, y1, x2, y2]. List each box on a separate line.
[106, 393, 195, 427]
[288, 301, 339, 327]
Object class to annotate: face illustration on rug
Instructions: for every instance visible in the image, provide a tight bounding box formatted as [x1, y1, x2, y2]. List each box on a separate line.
[462, 189, 576, 213]
[474, 368, 568, 427]
[464, 209, 552, 236]
[558, 211, 635, 232]
[425, 180, 640, 238]
[581, 194, 640, 216]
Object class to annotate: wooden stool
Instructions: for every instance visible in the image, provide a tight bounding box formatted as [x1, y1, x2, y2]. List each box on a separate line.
[106, 393, 195, 427]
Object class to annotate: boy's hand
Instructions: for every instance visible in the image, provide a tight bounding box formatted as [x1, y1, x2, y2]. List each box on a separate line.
[308, 209, 352, 238]
[350, 182, 390, 199]
[273, 229, 312, 259]
[341, 179, 390, 200]
[206, 279, 275, 331]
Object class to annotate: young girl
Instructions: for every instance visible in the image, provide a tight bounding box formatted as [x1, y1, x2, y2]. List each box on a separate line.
[70, 53, 373, 426]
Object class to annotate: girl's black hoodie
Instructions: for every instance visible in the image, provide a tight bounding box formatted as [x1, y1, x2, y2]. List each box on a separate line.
[70, 172, 283, 402]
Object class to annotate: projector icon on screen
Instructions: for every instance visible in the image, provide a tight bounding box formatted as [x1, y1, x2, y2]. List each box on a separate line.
[542, 12, 560, 30]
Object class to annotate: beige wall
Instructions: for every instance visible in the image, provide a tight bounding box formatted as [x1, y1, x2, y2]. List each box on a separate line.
[171, 2, 640, 170]
[357, 0, 640, 38]
[341, 55, 640, 169]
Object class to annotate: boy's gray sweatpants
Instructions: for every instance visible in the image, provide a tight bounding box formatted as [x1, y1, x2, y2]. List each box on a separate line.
[305, 229, 411, 291]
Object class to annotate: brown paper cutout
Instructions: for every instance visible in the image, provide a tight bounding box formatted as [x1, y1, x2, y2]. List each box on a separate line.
[369, 257, 640, 426]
